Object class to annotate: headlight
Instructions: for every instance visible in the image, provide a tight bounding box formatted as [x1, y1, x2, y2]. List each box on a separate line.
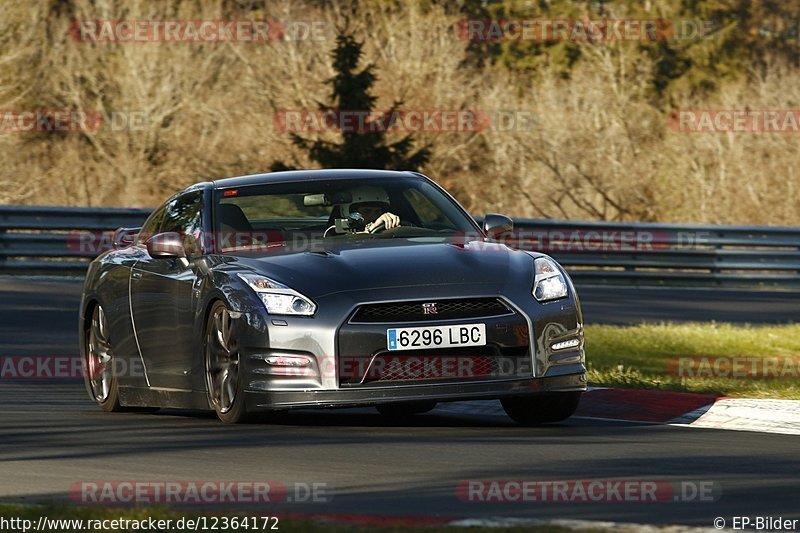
[237, 273, 317, 316]
[533, 257, 568, 302]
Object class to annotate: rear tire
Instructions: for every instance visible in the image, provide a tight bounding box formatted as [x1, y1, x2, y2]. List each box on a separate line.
[85, 305, 122, 412]
[376, 401, 437, 418]
[501, 392, 582, 426]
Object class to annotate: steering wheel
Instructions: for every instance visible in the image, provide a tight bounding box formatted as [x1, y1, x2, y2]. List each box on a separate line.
[368, 220, 415, 234]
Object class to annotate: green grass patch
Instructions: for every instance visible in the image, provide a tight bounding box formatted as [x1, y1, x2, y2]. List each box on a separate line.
[585, 322, 800, 399]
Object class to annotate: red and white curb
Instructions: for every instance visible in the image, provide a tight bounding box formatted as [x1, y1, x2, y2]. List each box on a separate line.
[670, 398, 800, 435]
[436, 388, 800, 435]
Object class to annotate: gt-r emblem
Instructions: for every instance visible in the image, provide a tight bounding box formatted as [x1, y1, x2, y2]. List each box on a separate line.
[422, 302, 438, 315]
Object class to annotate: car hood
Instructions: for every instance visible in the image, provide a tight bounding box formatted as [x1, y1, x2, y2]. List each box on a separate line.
[226, 238, 537, 299]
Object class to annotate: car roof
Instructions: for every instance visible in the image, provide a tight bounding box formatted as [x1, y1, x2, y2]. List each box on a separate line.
[211, 169, 424, 189]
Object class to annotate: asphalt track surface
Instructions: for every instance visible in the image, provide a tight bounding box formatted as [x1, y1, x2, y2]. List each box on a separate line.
[1, 277, 799, 526]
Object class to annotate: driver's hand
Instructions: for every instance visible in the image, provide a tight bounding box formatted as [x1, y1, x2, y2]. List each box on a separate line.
[367, 212, 400, 231]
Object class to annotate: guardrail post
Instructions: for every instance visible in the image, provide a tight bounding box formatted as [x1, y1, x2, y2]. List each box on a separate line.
[0, 226, 6, 273]
[711, 230, 722, 287]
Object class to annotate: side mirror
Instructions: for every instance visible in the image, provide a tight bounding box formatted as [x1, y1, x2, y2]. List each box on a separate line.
[482, 213, 513, 238]
[146, 232, 186, 259]
[112, 227, 140, 249]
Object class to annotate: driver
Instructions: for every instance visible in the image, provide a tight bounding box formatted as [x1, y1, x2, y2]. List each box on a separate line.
[339, 186, 401, 232]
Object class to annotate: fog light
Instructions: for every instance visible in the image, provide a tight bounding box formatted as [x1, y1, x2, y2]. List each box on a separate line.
[264, 356, 311, 367]
[551, 339, 580, 351]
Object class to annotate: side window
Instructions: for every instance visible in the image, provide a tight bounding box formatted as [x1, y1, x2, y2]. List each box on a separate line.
[137, 206, 166, 244]
[160, 192, 203, 235]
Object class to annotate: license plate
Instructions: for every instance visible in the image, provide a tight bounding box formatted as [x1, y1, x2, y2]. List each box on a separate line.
[387, 324, 486, 351]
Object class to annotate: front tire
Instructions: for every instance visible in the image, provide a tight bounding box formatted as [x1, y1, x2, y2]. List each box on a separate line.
[204, 301, 250, 423]
[376, 401, 437, 418]
[501, 392, 582, 426]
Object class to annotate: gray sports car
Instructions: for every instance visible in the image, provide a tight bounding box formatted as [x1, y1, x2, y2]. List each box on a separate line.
[80, 169, 586, 424]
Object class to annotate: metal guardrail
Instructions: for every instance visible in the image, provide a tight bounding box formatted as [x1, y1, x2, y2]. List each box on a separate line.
[497, 218, 800, 288]
[1, 206, 799, 288]
[0, 206, 151, 275]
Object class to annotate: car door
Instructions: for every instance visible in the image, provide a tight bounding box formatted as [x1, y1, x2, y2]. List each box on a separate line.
[130, 191, 204, 389]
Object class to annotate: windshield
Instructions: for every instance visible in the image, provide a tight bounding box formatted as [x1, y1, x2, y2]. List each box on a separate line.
[213, 176, 479, 253]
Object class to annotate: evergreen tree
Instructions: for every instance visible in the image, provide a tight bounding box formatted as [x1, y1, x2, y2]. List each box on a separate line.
[272, 31, 429, 171]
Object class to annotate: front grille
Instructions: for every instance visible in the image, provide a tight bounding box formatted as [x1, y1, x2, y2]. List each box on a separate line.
[339, 347, 531, 386]
[350, 298, 512, 323]
[375, 353, 495, 381]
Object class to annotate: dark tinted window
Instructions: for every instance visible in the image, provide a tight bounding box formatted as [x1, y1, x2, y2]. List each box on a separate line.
[213, 176, 478, 253]
[216, 178, 472, 230]
[160, 192, 203, 235]
[137, 206, 166, 243]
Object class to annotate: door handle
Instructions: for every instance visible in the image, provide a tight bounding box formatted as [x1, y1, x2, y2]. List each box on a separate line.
[131, 271, 142, 279]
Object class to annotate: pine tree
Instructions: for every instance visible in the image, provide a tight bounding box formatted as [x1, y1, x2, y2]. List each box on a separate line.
[271, 31, 429, 171]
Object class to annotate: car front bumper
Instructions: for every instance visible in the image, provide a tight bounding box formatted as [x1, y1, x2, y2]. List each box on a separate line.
[244, 369, 586, 411]
[230, 278, 586, 411]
